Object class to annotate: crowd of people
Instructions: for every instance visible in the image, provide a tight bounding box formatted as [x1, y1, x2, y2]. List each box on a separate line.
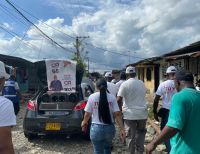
[82, 65, 200, 154]
[1, 59, 200, 154]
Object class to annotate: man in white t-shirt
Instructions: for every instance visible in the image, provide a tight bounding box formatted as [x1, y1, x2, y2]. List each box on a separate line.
[105, 72, 118, 97]
[117, 66, 147, 154]
[0, 61, 16, 154]
[153, 66, 177, 153]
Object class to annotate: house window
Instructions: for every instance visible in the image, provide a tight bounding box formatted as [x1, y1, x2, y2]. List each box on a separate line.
[146, 67, 152, 81]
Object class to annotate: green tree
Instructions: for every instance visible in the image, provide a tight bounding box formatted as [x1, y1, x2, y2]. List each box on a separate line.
[72, 56, 88, 76]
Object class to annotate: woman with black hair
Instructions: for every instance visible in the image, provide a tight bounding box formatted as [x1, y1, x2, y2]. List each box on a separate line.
[81, 78, 125, 154]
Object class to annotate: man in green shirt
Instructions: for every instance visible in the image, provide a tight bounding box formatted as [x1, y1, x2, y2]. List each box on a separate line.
[146, 70, 200, 154]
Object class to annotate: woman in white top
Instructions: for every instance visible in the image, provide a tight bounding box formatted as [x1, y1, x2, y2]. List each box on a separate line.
[81, 78, 125, 154]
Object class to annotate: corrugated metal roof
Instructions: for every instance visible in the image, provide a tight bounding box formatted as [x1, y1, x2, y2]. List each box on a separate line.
[162, 41, 200, 57]
[127, 57, 161, 67]
[164, 51, 200, 59]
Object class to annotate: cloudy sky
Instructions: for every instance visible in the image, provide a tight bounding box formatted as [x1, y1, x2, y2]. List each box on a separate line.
[0, 0, 200, 72]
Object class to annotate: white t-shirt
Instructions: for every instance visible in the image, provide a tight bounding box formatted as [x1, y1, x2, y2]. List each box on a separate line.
[4, 80, 20, 90]
[0, 96, 16, 127]
[156, 79, 177, 109]
[84, 92, 120, 125]
[107, 82, 118, 97]
[196, 86, 200, 91]
[116, 80, 125, 92]
[15, 82, 20, 90]
[117, 78, 147, 120]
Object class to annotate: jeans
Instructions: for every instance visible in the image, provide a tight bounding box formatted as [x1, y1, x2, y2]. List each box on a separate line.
[90, 123, 115, 154]
[160, 109, 171, 153]
[124, 119, 147, 154]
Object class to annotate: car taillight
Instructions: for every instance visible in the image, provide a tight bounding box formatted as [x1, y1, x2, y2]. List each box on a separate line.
[27, 100, 37, 111]
[74, 100, 87, 110]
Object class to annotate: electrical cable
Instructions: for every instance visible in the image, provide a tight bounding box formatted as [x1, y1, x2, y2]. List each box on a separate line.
[0, 25, 40, 50]
[5, 0, 73, 54]
[84, 42, 145, 59]
[12, 0, 76, 39]
[0, 3, 29, 27]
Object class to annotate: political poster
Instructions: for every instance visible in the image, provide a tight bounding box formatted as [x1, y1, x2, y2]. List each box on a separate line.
[45, 60, 76, 93]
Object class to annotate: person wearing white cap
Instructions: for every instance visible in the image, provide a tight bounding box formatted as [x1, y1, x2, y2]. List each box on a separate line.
[117, 66, 147, 154]
[104, 72, 118, 97]
[146, 70, 200, 154]
[153, 65, 177, 153]
[0, 61, 16, 154]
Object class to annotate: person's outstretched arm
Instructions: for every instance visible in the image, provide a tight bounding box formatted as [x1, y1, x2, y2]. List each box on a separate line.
[153, 95, 161, 121]
[0, 126, 15, 154]
[146, 126, 178, 154]
[113, 111, 126, 141]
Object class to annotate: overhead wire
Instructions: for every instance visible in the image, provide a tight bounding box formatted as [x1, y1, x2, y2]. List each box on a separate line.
[13, 1, 76, 40]
[0, 25, 39, 51]
[0, 25, 37, 56]
[3, 0, 142, 60]
[84, 42, 145, 59]
[0, 3, 29, 27]
[89, 61, 118, 69]
[4, 0, 73, 54]
[7, 33, 26, 56]
[2, 0, 144, 70]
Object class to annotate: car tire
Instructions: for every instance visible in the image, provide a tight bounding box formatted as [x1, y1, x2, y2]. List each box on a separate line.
[24, 132, 37, 140]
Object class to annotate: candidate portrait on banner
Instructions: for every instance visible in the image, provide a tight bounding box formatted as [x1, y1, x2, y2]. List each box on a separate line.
[45, 60, 76, 93]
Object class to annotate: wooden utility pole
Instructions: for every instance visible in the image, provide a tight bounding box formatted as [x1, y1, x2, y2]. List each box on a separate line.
[74, 36, 89, 59]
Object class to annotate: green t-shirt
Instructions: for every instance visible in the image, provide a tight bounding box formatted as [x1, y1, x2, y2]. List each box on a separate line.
[166, 88, 200, 154]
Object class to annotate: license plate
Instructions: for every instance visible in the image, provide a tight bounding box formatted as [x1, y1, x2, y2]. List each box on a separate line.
[45, 123, 61, 130]
[45, 111, 69, 116]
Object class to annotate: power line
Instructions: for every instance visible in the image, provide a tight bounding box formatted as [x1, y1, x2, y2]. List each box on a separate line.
[8, 33, 26, 56]
[0, 25, 40, 51]
[89, 60, 119, 68]
[84, 42, 145, 59]
[4, 0, 73, 54]
[0, 3, 29, 27]
[3, 0, 146, 61]
[12, 0, 76, 40]
[0, 25, 38, 56]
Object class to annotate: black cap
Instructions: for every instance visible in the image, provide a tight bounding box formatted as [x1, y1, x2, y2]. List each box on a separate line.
[96, 78, 107, 89]
[175, 70, 194, 82]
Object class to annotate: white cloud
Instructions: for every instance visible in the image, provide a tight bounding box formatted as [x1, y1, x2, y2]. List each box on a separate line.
[0, 22, 13, 31]
[0, 0, 200, 71]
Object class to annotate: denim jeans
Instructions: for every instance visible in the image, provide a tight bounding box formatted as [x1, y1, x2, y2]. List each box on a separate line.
[90, 123, 115, 154]
[160, 110, 171, 153]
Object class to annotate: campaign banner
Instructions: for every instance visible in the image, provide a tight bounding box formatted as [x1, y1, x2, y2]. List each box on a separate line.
[45, 60, 76, 93]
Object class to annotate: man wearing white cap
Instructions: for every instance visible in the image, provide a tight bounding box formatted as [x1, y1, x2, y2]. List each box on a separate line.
[104, 72, 118, 97]
[117, 66, 147, 154]
[153, 66, 177, 153]
[0, 61, 16, 154]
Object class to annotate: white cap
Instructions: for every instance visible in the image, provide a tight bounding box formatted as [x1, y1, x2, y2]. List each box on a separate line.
[0, 61, 10, 79]
[105, 72, 112, 78]
[166, 66, 177, 74]
[126, 66, 135, 74]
